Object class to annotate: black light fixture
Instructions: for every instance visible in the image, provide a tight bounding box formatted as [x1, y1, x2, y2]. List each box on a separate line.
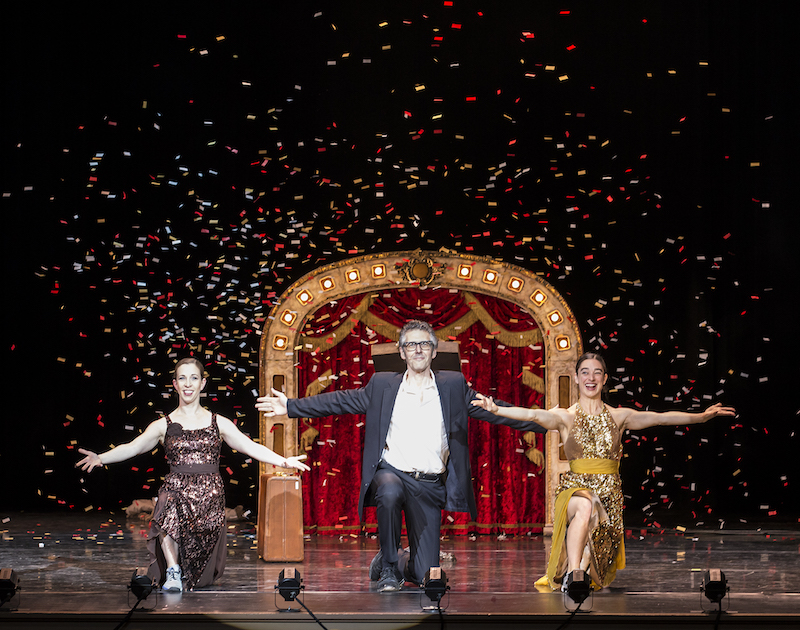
[274, 568, 331, 629]
[701, 569, 729, 605]
[423, 567, 449, 603]
[0, 568, 20, 607]
[564, 569, 592, 605]
[129, 568, 155, 601]
[421, 567, 450, 616]
[274, 568, 330, 629]
[117, 568, 157, 627]
[276, 568, 303, 603]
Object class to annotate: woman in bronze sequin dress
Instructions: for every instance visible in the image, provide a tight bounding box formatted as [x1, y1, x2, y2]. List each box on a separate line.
[472, 352, 735, 597]
[77, 358, 309, 592]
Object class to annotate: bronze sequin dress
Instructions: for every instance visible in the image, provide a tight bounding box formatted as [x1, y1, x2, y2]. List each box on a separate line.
[147, 414, 226, 590]
[538, 404, 625, 590]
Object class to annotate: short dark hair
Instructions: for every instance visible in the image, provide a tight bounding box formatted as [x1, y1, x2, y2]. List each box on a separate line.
[575, 352, 608, 374]
[399, 319, 439, 350]
[173, 357, 206, 380]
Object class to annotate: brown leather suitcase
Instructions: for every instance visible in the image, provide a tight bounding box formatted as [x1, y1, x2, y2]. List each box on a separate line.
[257, 473, 304, 562]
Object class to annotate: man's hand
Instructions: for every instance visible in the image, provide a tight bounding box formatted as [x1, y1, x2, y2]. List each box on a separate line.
[255, 387, 289, 416]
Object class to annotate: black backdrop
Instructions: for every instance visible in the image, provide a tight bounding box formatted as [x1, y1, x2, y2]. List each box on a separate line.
[2, 1, 795, 530]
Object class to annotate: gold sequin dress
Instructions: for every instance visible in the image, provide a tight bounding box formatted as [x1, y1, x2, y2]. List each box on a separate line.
[147, 414, 227, 589]
[538, 404, 625, 590]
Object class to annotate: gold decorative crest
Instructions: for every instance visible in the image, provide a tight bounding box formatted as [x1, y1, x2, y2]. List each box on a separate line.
[394, 251, 445, 287]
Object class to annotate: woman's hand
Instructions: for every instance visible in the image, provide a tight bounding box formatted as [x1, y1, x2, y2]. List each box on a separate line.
[703, 403, 737, 421]
[283, 454, 311, 472]
[471, 393, 499, 414]
[76, 448, 103, 472]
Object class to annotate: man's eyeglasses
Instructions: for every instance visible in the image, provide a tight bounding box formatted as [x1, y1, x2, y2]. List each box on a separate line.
[401, 341, 434, 351]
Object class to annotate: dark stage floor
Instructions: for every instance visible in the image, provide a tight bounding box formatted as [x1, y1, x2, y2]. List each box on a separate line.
[0, 512, 797, 629]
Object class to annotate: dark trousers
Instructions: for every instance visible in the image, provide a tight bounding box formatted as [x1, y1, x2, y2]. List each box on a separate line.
[370, 462, 447, 584]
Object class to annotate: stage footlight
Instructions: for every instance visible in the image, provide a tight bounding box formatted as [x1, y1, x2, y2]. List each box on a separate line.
[564, 569, 592, 605]
[276, 568, 303, 602]
[702, 569, 728, 604]
[423, 567, 449, 603]
[0, 568, 20, 605]
[129, 568, 155, 601]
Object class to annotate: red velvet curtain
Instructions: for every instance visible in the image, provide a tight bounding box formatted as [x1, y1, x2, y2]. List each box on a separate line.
[296, 288, 545, 536]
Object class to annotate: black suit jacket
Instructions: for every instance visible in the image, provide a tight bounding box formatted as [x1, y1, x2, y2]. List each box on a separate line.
[287, 370, 545, 520]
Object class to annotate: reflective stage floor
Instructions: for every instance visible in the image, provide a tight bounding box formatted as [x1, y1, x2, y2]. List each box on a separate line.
[0, 512, 797, 629]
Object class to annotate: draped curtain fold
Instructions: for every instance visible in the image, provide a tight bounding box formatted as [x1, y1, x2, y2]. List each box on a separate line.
[297, 288, 545, 535]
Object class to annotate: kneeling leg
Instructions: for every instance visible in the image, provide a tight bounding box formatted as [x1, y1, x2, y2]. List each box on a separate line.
[565, 495, 598, 574]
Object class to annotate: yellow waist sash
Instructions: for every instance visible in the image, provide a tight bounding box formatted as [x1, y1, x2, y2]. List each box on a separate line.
[569, 458, 619, 474]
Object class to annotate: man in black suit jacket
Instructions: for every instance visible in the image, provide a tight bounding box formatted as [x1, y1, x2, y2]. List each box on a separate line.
[257, 319, 545, 592]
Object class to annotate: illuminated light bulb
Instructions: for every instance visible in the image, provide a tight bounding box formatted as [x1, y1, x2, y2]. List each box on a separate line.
[508, 277, 524, 292]
[530, 290, 548, 306]
[296, 290, 314, 305]
[279, 310, 297, 326]
[555, 335, 571, 351]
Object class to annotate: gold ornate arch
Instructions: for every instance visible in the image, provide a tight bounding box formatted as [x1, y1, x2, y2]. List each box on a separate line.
[258, 250, 582, 534]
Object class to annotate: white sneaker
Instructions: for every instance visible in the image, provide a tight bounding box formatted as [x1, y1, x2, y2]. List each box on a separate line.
[163, 565, 183, 592]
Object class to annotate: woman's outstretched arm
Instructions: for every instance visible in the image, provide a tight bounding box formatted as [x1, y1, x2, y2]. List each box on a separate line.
[617, 402, 736, 431]
[471, 393, 564, 431]
[217, 415, 310, 471]
[76, 418, 167, 472]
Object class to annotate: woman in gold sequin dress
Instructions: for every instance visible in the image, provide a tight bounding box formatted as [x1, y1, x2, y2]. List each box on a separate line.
[77, 358, 309, 592]
[472, 352, 734, 596]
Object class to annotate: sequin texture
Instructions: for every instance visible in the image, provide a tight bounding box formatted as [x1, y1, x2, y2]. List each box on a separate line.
[554, 404, 624, 588]
[148, 414, 226, 589]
